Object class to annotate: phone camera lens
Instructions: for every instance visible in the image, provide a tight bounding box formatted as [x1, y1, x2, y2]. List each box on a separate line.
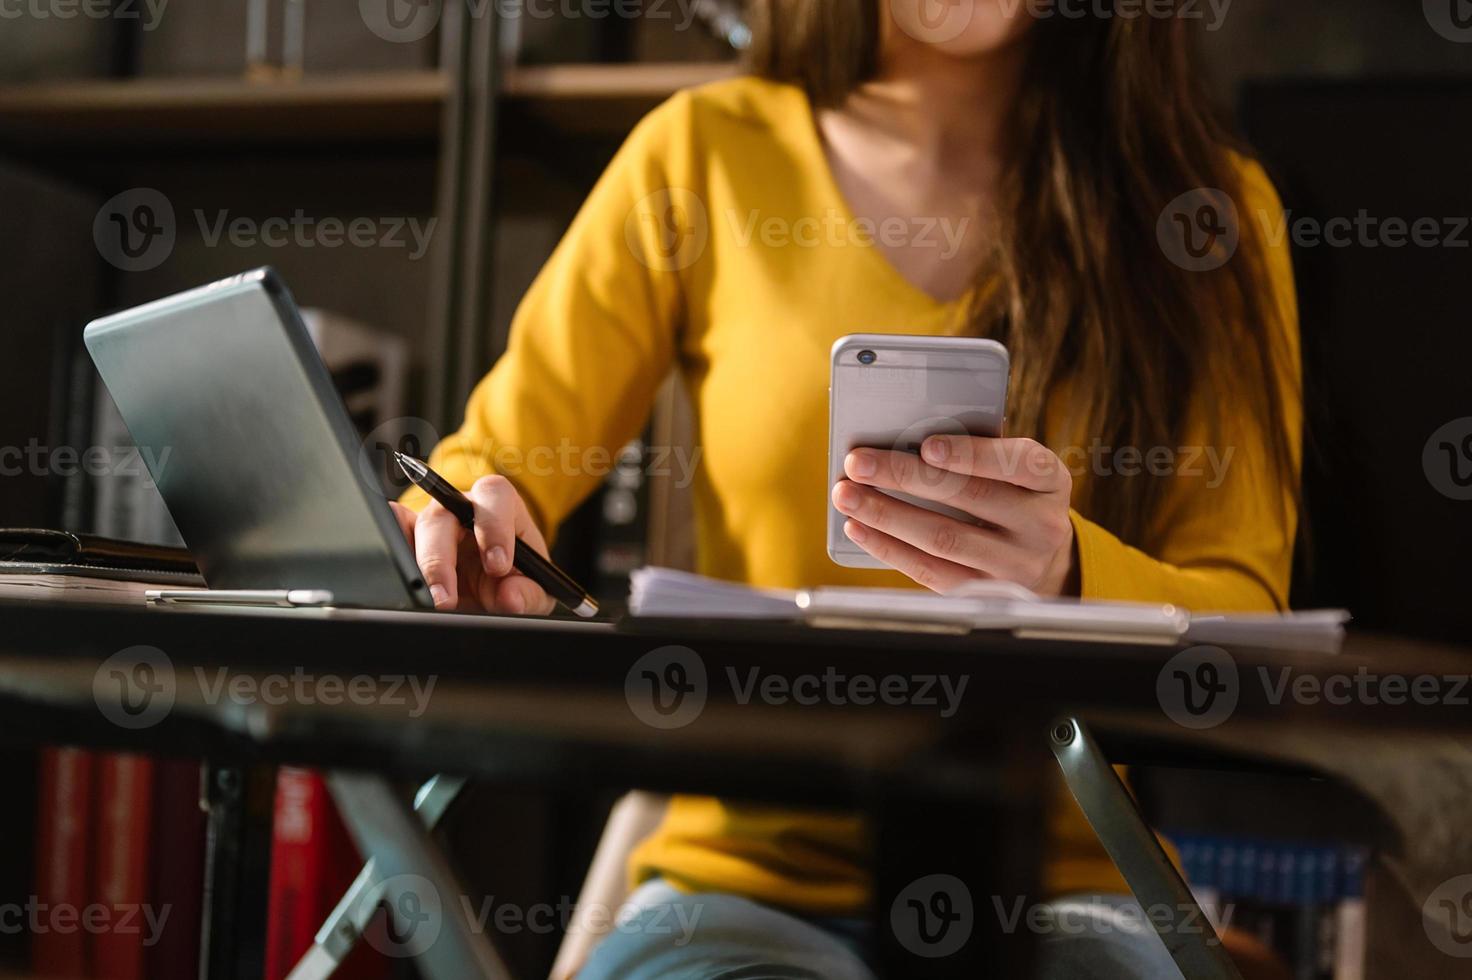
[856, 349, 877, 365]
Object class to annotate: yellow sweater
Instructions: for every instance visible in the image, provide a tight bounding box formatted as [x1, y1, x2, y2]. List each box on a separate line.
[403, 76, 1300, 915]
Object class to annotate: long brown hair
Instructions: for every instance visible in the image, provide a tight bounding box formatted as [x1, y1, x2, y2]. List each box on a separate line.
[750, 1, 1298, 552]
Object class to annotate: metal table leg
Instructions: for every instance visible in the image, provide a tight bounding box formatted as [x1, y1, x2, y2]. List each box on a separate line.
[200, 763, 275, 980]
[323, 772, 510, 980]
[1050, 717, 1242, 980]
[286, 775, 466, 980]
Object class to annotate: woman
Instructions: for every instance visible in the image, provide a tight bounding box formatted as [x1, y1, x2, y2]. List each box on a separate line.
[396, 1, 1300, 976]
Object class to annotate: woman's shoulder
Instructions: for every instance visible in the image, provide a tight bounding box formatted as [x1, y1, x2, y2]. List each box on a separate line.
[1229, 151, 1285, 222]
[626, 74, 813, 158]
[653, 73, 808, 125]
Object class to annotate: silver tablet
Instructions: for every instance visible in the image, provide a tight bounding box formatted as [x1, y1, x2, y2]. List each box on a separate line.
[84, 268, 434, 610]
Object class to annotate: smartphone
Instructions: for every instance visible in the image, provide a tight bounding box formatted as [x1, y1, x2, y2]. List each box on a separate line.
[827, 333, 1010, 569]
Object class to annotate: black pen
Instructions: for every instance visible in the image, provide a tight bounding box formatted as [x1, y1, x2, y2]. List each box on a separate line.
[393, 452, 600, 619]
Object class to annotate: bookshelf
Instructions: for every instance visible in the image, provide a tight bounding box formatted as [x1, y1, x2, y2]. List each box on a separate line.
[0, 11, 732, 977]
[0, 62, 737, 147]
[0, 3, 728, 591]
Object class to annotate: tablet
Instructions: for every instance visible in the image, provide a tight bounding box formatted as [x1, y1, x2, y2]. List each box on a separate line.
[83, 268, 435, 610]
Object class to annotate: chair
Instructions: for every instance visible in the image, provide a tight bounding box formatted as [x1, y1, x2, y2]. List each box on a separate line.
[547, 791, 671, 980]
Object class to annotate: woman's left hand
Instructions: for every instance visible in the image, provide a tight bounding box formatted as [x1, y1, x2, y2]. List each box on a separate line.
[831, 435, 1079, 597]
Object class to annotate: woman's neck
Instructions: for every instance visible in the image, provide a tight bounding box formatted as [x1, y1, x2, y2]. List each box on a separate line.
[839, 34, 1028, 170]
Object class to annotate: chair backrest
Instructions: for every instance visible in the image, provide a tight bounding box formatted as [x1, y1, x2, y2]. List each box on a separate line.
[1243, 80, 1472, 643]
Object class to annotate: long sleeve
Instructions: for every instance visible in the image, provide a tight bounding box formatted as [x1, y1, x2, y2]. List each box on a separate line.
[400, 93, 697, 534]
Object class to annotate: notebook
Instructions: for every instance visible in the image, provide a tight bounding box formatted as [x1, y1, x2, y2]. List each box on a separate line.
[0, 528, 204, 604]
[628, 567, 1349, 652]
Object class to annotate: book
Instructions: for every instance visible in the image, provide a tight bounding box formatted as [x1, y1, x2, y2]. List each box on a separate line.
[264, 768, 329, 980]
[94, 754, 156, 980]
[628, 566, 1349, 651]
[1176, 833, 1369, 980]
[33, 747, 95, 978]
[264, 769, 386, 980]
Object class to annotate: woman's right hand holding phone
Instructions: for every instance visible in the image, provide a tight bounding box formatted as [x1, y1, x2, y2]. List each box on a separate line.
[389, 474, 555, 615]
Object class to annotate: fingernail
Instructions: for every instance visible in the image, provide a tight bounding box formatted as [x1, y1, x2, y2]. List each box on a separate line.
[923, 438, 948, 463]
[844, 520, 867, 543]
[430, 584, 449, 607]
[505, 591, 525, 615]
[833, 481, 860, 513]
[489, 546, 508, 573]
[847, 450, 877, 478]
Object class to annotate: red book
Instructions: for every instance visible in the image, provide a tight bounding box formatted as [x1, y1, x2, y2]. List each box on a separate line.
[264, 769, 387, 980]
[33, 747, 96, 978]
[94, 753, 156, 980]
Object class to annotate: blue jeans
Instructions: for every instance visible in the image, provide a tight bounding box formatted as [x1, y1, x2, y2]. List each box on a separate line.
[577, 883, 1184, 980]
[577, 880, 876, 980]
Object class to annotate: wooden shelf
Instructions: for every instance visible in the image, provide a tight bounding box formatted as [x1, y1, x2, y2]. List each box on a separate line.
[0, 70, 449, 147]
[505, 62, 738, 137]
[0, 62, 738, 149]
[505, 62, 737, 100]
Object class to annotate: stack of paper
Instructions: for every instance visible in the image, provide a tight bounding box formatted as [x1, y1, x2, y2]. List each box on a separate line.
[628, 567, 1349, 652]
[1184, 611, 1350, 654]
[629, 567, 798, 619]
